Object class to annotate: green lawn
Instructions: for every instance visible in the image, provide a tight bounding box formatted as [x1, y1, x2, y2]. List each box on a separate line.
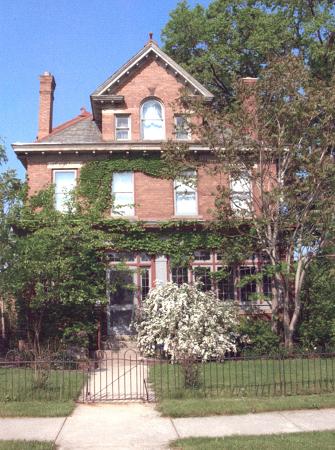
[158, 393, 335, 417]
[150, 356, 335, 399]
[0, 400, 76, 417]
[0, 442, 54, 450]
[0, 365, 85, 401]
[170, 431, 335, 449]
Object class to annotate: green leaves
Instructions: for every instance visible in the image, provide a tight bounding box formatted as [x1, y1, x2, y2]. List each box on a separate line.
[162, 0, 335, 104]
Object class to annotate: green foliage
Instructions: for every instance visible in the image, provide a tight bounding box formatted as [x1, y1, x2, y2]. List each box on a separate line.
[62, 322, 96, 349]
[297, 251, 335, 351]
[238, 317, 281, 356]
[1, 189, 108, 350]
[78, 156, 175, 214]
[162, 0, 335, 103]
[73, 156, 249, 267]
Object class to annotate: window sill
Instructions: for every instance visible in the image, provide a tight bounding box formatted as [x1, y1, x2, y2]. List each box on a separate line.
[171, 215, 204, 220]
[110, 215, 139, 221]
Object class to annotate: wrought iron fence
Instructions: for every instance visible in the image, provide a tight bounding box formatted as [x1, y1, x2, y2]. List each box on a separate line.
[151, 353, 335, 399]
[1, 351, 334, 402]
[0, 352, 87, 402]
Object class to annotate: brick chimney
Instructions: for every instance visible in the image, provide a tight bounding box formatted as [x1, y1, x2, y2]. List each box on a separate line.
[37, 72, 56, 140]
[241, 77, 257, 114]
[241, 77, 257, 139]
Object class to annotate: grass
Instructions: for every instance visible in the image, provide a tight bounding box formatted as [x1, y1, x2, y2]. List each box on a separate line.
[0, 442, 54, 450]
[158, 392, 335, 417]
[170, 431, 335, 449]
[150, 356, 335, 399]
[0, 400, 76, 417]
[0, 364, 85, 401]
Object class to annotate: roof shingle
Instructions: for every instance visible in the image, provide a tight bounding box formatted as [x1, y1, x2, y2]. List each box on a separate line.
[40, 116, 102, 144]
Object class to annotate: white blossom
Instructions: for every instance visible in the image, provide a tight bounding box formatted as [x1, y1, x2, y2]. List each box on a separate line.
[134, 282, 240, 362]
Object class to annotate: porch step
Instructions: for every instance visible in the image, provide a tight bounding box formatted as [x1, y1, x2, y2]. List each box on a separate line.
[99, 337, 139, 357]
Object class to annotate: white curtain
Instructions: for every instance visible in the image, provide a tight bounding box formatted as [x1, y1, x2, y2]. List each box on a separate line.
[141, 100, 164, 139]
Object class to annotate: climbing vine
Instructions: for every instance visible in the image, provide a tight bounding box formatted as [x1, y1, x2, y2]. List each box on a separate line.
[78, 156, 177, 213]
[75, 155, 254, 267]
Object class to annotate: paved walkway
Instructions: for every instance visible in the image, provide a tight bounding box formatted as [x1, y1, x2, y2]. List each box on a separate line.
[1, 404, 335, 449]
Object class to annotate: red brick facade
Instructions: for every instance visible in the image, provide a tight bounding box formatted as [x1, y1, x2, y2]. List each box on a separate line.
[13, 40, 272, 333]
[23, 42, 225, 221]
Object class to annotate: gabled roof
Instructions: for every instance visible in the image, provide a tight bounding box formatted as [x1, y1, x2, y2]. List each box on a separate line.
[91, 40, 214, 99]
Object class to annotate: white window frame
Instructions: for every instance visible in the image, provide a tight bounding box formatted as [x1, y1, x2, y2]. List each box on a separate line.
[175, 115, 191, 140]
[174, 169, 198, 216]
[111, 171, 135, 217]
[140, 99, 165, 140]
[53, 169, 77, 212]
[115, 114, 131, 141]
[230, 173, 252, 213]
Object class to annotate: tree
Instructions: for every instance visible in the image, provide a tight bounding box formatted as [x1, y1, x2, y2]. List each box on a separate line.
[162, 0, 335, 104]
[0, 140, 23, 348]
[1, 186, 108, 352]
[163, 55, 335, 349]
[135, 282, 239, 361]
[297, 246, 335, 351]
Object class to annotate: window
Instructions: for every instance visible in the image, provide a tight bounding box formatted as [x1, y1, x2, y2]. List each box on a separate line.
[112, 172, 134, 216]
[231, 174, 251, 212]
[262, 274, 272, 300]
[172, 267, 188, 286]
[174, 170, 197, 216]
[193, 267, 212, 292]
[175, 115, 190, 140]
[54, 170, 76, 212]
[194, 250, 211, 261]
[107, 252, 136, 262]
[217, 267, 235, 301]
[141, 99, 164, 140]
[140, 268, 150, 301]
[239, 266, 257, 302]
[115, 115, 130, 140]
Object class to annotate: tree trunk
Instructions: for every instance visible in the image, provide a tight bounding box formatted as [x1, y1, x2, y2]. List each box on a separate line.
[283, 288, 294, 349]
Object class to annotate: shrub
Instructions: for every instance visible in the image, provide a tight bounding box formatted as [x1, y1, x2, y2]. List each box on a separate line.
[135, 282, 240, 362]
[238, 317, 281, 356]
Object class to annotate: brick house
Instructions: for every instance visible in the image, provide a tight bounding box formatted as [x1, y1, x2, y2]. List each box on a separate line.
[13, 37, 271, 337]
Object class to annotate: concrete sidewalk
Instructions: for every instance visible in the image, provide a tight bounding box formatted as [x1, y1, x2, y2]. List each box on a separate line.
[1, 404, 335, 449]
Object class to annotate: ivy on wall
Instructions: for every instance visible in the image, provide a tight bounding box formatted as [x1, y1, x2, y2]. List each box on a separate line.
[75, 155, 254, 267]
[78, 156, 176, 212]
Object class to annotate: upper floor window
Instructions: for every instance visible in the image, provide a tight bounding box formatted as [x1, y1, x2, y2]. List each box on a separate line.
[174, 169, 197, 216]
[54, 170, 76, 212]
[175, 115, 190, 140]
[231, 174, 251, 213]
[112, 171, 134, 216]
[141, 99, 164, 140]
[115, 115, 131, 140]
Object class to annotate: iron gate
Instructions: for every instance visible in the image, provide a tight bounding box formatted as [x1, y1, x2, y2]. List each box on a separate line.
[83, 350, 155, 402]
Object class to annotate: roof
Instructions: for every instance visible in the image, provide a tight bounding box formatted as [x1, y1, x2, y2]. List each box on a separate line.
[91, 40, 214, 99]
[38, 111, 102, 144]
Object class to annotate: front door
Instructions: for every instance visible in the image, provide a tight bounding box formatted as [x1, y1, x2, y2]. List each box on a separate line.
[109, 269, 136, 336]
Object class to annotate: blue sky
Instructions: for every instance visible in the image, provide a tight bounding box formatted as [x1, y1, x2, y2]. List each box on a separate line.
[0, 0, 209, 179]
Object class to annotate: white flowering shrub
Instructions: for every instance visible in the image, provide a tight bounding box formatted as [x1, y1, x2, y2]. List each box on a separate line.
[135, 282, 240, 362]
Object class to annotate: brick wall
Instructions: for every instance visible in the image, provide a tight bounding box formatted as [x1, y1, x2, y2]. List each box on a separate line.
[26, 154, 225, 221]
[102, 57, 195, 141]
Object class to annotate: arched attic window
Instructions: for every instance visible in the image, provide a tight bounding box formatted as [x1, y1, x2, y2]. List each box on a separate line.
[141, 99, 165, 140]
